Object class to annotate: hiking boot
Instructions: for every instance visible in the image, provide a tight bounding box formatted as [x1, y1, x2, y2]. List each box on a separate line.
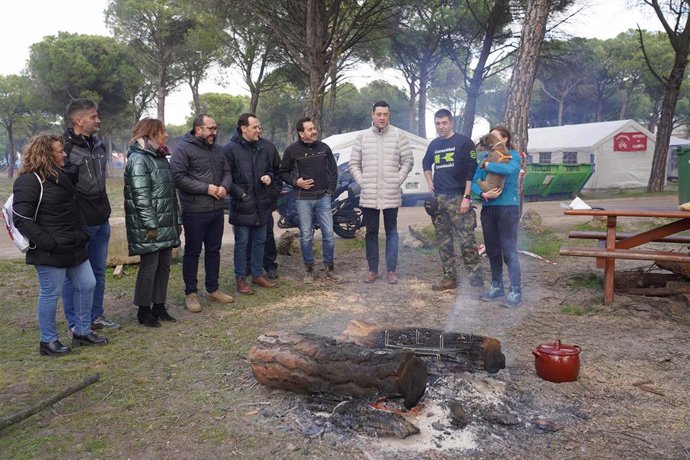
[325, 264, 341, 283]
[304, 265, 315, 284]
[185, 293, 203, 312]
[236, 277, 255, 295]
[252, 276, 278, 288]
[480, 282, 505, 302]
[92, 316, 120, 329]
[207, 290, 234, 303]
[502, 286, 523, 308]
[387, 271, 399, 284]
[432, 277, 457, 291]
[468, 273, 484, 287]
[266, 267, 279, 280]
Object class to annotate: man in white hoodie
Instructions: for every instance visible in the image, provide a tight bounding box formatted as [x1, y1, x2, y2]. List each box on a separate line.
[350, 100, 414, 284]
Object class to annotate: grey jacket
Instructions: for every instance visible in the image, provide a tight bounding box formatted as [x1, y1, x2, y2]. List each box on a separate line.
[170, 132, 232, 214]
[349, 123, 414, 209]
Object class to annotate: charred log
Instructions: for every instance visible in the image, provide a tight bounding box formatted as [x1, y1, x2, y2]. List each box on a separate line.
[249, 331, 428, 408]
[330, 400, 419, 438]
[340, 320, 506, 374]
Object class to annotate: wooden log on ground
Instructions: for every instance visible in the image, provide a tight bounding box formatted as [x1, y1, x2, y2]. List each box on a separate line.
[656, 260, 690, 279]
[614, 272, 683, 289]
[625, 280, 690, 296]
[339, 319, 506, 374]
[249, 331, 428, 408]
[0, 374, 100, 431]
[330, 400, 419, 438]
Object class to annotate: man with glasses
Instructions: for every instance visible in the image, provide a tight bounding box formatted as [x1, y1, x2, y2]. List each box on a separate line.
[170, 114, 234, 312]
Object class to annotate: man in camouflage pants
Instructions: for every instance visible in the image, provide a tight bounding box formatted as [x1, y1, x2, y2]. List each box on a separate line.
[422, 109, 483, 291]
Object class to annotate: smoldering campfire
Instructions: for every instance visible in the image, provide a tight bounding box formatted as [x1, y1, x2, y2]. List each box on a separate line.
[248, 320, 512, 442]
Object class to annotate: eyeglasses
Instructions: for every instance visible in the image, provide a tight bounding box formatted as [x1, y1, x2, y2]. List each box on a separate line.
[202, 126, 219, 132]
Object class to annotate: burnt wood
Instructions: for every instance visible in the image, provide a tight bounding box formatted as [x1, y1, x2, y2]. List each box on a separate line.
[339, 320, 506, 374]
[249, 331, 428, 408]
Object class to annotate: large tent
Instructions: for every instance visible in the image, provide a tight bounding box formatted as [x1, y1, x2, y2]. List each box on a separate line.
[527, 120, 658, 190]
[322, 126, 432, 205]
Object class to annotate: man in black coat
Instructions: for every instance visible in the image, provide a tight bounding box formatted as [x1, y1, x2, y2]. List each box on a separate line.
[223, 113, 277, 295]
[170, 114, 234, 312]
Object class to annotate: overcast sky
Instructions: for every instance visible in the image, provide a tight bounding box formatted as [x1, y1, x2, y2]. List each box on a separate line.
[0, 0, 663, 126]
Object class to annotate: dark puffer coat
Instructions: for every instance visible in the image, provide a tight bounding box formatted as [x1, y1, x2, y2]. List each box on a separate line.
[222, 131, 275, 227]
[124, 141, 182, 256]
[12, 168, 90, 268]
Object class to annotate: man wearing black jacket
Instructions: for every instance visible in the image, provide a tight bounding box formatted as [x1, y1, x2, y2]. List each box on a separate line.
[62, 98, 119, 333]
[279, 117, 339, 284]
[170, 114, 234, 312]
[223, 113, 277, 294]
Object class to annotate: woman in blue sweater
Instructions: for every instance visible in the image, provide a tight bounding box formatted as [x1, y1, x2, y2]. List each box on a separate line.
[471, 126, 522, 307]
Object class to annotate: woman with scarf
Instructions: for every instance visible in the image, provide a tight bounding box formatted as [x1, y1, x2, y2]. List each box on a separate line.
[13, 133, 107, 356]
[124, 118, 182, 327]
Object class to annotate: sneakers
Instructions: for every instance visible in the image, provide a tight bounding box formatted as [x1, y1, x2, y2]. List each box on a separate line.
[185, 293, 203, 312]
[502, 287, 523, 308]
[207, 290, 234, 303]
[432, 277, 457, 291]
[92, 316, 120, 329]
[325, 264, 341, 283]
[480, 282, 505, 301]
[304, 265, 314, 284]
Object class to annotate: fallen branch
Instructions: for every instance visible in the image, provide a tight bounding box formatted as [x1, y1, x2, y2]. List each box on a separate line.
[0, 374, 100, 431]
[632, 380, 666, 397]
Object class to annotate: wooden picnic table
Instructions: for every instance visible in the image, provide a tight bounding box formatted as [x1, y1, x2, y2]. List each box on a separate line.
[559, 206, 690, 305]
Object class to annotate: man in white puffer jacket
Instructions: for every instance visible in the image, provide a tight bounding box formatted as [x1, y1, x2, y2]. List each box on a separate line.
[350, 100, 414, 285]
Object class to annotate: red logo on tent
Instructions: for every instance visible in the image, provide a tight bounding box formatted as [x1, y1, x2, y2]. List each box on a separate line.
[614, 132, 647, 152]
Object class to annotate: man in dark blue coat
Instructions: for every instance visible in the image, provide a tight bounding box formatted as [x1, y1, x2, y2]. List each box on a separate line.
[223, 113, 277, 295]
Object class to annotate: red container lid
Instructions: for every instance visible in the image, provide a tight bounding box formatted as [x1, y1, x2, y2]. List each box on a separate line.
[535, 340, 581, 356]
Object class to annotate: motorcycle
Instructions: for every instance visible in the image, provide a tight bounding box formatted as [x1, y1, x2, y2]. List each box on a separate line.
[276, 162, 363, 239]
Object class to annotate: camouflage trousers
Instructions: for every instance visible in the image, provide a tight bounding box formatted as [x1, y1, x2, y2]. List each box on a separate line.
[432, 194, 482, 282]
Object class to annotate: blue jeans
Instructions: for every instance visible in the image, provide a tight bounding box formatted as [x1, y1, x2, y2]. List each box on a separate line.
[63, 221, 110, 328]
[362, 207, 399, 273]
[233, 224, 267, 277]
[480, 205, 521, 288]
[37, 261, 95, 341]
[182, 210, 224, 295]
[295, 197, 335, 266]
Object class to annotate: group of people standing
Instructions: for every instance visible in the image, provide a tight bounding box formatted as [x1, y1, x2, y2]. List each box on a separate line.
[12, 95, 522, 358]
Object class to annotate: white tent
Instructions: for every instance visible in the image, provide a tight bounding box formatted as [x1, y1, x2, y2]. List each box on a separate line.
[322, 126, 432, 205]
[527, 120, 656, 190]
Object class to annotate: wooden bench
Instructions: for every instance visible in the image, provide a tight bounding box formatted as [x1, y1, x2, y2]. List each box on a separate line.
[559, 246, 690, 263]
[568, 231, 690, 244]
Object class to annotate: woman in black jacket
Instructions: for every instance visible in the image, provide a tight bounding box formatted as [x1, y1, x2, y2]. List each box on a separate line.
[124, 118, 181, 327]
[13, 134, 107, 356]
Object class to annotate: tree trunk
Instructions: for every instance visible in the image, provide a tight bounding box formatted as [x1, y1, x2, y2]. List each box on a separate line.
[325, 60, 338, 138]
[250, 88, 260, 114]
[7, 122, 15, 178]
[460, 0, 507, 138]
[249, 331, 428, 408]
[305, 0, 328, 130]
[503, 0, 552, 152]
[417, 64, 429, 138]
[156, 65, 166, 124]
[407, 80, 417, 132]
[191, 81, 201, 115]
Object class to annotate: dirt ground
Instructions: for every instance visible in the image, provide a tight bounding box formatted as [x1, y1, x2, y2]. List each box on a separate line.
[1, 195, 689, 458]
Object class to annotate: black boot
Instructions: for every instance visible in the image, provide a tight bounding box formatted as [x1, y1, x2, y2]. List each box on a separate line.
[39, 340, 71, 356]
[152, 303, 177, 322]
[137, 305, 161, 328]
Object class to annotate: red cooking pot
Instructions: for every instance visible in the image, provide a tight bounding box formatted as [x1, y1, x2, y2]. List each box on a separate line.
[532, 340, 581, 383]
